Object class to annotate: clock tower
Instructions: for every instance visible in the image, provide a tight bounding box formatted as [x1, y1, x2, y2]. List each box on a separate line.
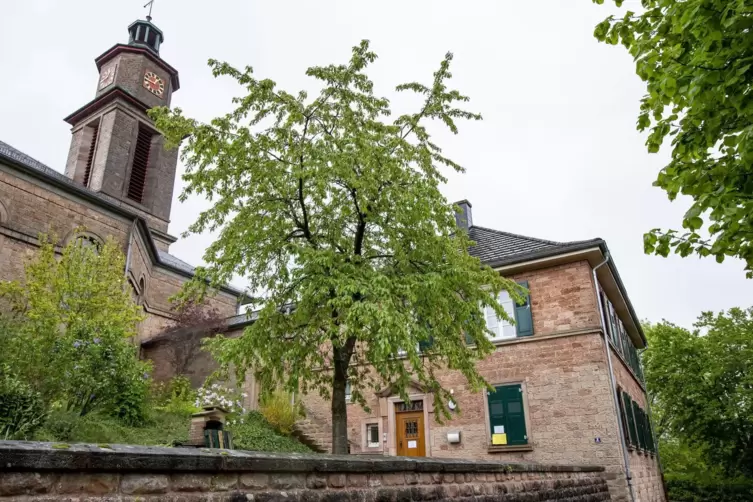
[63, 17, 181, 241]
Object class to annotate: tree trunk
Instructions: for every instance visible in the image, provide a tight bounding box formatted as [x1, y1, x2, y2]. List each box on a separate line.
[331, 361, 349, 454]
[331, 337, 356, 455]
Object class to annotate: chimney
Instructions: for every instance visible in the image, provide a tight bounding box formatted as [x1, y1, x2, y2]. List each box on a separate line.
[454, 200, 473, 231]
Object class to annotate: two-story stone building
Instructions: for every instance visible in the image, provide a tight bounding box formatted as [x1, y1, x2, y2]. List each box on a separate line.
[296, 201, 664, 502]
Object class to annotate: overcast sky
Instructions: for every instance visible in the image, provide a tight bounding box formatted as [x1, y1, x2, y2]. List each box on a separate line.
[2, 0, 751, 328]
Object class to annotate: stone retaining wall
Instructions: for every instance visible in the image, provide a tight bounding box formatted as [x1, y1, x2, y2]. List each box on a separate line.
[0, 441, 610, 501]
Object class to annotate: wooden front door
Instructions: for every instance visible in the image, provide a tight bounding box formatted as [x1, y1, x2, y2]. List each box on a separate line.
[395, 410, 425, 457]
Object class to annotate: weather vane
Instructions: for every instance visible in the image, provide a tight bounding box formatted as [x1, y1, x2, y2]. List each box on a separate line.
[144, 0, 155, 21]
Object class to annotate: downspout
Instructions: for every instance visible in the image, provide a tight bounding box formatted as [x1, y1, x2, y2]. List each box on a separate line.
[592, 252, 635, 502]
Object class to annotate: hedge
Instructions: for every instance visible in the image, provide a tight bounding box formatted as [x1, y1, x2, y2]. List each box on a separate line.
[666, 475, 753, 502]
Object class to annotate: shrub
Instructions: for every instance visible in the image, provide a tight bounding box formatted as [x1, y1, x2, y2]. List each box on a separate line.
[259, 390, 302, 435]
[0, 369, 47, 439]
[666, 475, 753, 502]
[35, 409, 191, 447]
[231, 411, 311, 453]
[0, 231, 148, 420]
[151, 376, 199, 416]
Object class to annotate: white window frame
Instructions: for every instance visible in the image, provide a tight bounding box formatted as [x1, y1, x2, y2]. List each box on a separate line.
[366, 423, 380, 448]
[483, 291, 517, 342]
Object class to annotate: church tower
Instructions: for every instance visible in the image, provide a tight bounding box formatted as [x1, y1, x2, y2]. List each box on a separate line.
[63, 15, 180, 238]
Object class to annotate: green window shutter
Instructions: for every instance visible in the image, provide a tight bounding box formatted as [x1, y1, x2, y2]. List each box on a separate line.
[599, 292, 612, 338]
[616, 387, 630, 442]
[609, 302, 619, 346]
[646, 414, 655, 452]
[488, 384, 528, 445]
[633, 400, 646, 450]
[513, 281, 533, 337]
[622, 392, 638, 447]
[418, 336, 434, 352]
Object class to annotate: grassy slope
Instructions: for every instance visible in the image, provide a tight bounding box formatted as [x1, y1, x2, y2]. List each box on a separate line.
[33, 410, 311, 454]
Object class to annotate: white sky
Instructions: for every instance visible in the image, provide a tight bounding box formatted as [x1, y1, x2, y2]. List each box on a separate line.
[2, 0, 751, 329]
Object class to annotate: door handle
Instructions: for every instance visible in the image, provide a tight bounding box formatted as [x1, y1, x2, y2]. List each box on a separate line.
[399, 440, 403, 447]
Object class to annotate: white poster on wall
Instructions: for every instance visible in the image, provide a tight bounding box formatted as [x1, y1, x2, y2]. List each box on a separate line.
[408, 440, 417, 449]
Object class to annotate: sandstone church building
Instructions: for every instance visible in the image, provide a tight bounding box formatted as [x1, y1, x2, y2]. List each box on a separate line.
[0, 15, 665, 502]
[0, 16, 241, 341]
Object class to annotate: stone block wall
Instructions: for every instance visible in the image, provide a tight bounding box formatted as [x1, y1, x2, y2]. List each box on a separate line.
[0, 441, 610, 501]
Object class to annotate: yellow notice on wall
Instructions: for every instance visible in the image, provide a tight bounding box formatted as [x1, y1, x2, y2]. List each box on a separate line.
[492, 433, 508, 445]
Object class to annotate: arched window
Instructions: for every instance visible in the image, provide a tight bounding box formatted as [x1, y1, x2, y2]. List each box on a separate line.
[138, 276, 147, 306]
[64, 230, 103, 253]
[0, 200, 8, 225]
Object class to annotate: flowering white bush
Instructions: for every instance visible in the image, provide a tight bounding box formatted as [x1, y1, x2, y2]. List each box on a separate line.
[194, 383, 248, 425]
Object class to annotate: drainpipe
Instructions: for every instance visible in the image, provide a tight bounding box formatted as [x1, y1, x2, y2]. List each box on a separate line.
[592, 252, 635, 502]
[124, 218, 139, 278]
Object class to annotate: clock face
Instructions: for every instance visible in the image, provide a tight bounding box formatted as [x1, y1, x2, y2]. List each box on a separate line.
[143, 71, 165, 98]
[99, 64, 116, 89]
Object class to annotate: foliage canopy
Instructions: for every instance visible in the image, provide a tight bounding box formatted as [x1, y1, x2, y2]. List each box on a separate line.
[594, 0, 753, 276]
[643, 309, 753, 478]
[151, 41, 520, 453]
[0, 231, 149, 422]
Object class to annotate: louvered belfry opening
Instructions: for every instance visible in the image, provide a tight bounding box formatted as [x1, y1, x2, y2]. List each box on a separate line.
[127, 125, 153, 203]
[82, 124, 99, 187]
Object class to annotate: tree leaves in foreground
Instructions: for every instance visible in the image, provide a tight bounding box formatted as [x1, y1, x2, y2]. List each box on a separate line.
[594, 0, 753, 277]
[643, 309, 753, 478]
[151, 41, 520, 453]
[0, 231, 149, 423]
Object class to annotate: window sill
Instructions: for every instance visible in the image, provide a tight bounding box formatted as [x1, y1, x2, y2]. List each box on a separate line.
[487, 444, 533, 453]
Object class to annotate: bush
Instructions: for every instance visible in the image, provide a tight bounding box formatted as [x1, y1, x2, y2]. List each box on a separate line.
[35, 409, 191, 447]
[0, 232, 148, 420]
[231, 411, 311, 453]
[151, 376, 200, 416]
[666, 475, 753, 502]
[0, 369, 47, 439]
[259, 390, 302, 435]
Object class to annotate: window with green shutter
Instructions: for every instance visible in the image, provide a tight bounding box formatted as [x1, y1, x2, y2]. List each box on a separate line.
[646, 414, 656, 452]
[418, 336, 434, 353]
[632, 400, 646, 450]
[622, 391, 638, 447]
[513, 281, 533, 337]
[487, 384, 528, 446]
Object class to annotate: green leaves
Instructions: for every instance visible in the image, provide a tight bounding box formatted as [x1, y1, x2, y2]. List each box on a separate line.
[643, 310, 753, 478]
[153, 41, 513, 450]
[0, 231, 149, 421]
[595, 0, 753, 277]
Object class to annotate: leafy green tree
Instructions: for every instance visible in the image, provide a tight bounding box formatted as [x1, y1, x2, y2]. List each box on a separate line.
[643, 310, 753, 478]
[151, 41, 521, 453]
[594, 1, 753, 277]
[0, 231, 150, 422]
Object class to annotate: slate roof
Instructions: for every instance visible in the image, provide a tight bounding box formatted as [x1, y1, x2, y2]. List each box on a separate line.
[0, 139, 224, 286]
[468, 225, 603, 268]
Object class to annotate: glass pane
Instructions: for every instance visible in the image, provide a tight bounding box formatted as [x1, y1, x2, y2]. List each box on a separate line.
[405, 420, 418, 436]
[507, 402, 522, 414]
[395, 400, 423, 412]
[490, 402, 505, 415]
[485, 306, 498, 333]
[368, 424, 379, 443]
